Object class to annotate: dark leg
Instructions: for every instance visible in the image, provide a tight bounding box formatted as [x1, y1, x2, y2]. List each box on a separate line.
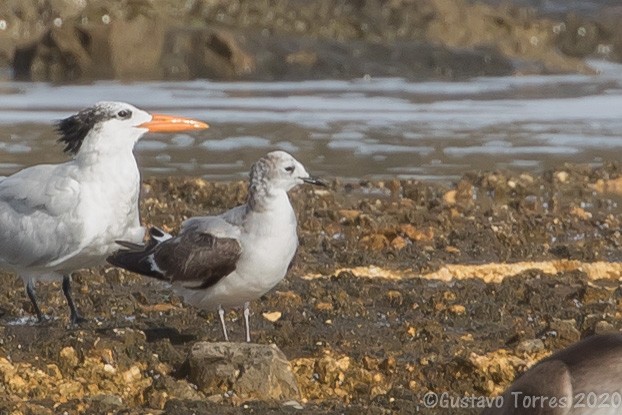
[62, 275, 86, 324]
[26, 280, 45, 322]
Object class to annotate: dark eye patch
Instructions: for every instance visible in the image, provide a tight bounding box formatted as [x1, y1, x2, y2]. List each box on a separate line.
[117, 109, 132, 119]
[285, 166, 295, 173]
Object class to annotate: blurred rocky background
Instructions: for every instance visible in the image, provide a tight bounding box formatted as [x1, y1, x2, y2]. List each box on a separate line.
[1, 0, 621, 83]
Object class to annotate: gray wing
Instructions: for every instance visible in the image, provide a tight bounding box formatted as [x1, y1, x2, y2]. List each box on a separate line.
[180, 203, 247, 235]
[154, 225, 242, 289]
[0, 163, 82, 268]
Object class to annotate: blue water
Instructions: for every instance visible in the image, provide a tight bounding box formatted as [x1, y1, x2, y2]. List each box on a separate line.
[1, 60, 622, 182]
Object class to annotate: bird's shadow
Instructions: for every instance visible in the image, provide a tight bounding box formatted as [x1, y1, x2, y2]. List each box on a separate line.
[142, 326, 197, 345]
[93, 324, 197, 345]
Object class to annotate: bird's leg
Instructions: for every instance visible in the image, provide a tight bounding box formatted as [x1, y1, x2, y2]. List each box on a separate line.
[26, 280, 45, 322]
[62, 275, 86, 324]
[218, 305, 229, 342]
[243, 301, 251, 343]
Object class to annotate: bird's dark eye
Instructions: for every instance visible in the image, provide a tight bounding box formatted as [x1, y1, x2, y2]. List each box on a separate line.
[117, 109, 132, 119]
[285, 166, 295, 173]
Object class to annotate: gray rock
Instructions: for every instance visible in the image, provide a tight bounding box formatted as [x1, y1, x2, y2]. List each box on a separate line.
[88, 394, 124, 411]
[594, 320, 616, 335]
[515, 338, 545, 354]
[549, 318, 581, 344]
[187, 342, 300, 404]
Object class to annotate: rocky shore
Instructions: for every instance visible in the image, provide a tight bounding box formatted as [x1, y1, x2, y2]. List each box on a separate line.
[0, 163, 621, 413]
[2, 0, 622, 82]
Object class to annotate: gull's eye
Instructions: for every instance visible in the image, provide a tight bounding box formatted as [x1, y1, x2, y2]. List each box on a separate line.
[285, 165, 295, 174]
[117, 109, 132, 119]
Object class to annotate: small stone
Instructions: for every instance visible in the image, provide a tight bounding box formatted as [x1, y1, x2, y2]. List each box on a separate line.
[550, 319, 581, 343]
[385, 290, 403, 306]
[103, 364, 116, 374]
[444, 246, 460, 254]
[515, 338, 545, 354]
[282, 400, 304, 409]
[91, 394, 123, 407]
[594, 320, 616, 335]
[315, 302, 333, 311]
[449, 304, 466, 315]
[339, 209, 361, 223]
[360, 234, 389, 250]
[8, 375, 27, 390]
[555, 171, 569, 183]
[443, 291, 457, 301]
[443, 189, 457, 205]
[59, 347, 79, 372]
[262, 311, 282, 322]
[400, 224, 434, 241]
[146, 389, 169, 410]
[390, 236, 408, 250]
[99, 348, 115, 365]
[570, 206, 592, 220]
[362, 356, 379, 370]
[379, 356, 396, 373]
[372, 372, 384, 383]
[122, 366, 142, 383]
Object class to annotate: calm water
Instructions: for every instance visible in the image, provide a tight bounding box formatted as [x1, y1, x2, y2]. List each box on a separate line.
[1, 60, 622, 182]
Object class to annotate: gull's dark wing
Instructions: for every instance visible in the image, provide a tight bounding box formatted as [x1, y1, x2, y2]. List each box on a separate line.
[154, 231, 242, 289]
[108, 219, 242, 291]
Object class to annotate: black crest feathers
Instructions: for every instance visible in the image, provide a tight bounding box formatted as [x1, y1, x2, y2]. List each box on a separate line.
[55, 106, 106, 155]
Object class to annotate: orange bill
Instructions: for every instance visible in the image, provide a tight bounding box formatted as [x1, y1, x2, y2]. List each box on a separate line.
[139, 114, 209, 132]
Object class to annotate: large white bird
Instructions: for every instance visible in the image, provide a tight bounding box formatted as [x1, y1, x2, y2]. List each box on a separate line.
[0, 101, 208, 324]
[108, 151, 326, 342]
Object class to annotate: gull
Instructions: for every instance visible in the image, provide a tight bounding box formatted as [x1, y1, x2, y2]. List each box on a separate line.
[482, 334, 622, 415]
[108, 150, 326, 342]
[0, 101, 208, 324]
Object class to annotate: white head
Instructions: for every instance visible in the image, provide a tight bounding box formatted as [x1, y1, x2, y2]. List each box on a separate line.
[56, 101, 208, 157]
[249, 151, 326, 194]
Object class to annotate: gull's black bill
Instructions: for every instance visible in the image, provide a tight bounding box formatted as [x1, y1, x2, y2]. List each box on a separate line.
[302, 176, 328, 187]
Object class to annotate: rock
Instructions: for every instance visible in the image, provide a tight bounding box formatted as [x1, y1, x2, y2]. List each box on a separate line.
[385, 290, 403, 306]
[186, 342, 300, 404]
[161, 27, 255, 80]
[282, 400, 304, 409]
[555, 171, 569, 183]
[594, 320, 616, 335]
[59, 346, 79, 372]
[262, 311, 282, 322]
[1, 0, 603, 81]
[122, 365, 142, 384]
[338, 209, 362, 224]
[515, 338, 545, 354]
[400, 224, 434, 241]
[443, 189, 457, 205]
[390, 236, 408, 250]
[448, 304, 466, 315]
[360, 234, 389, 251]
[109, 15, 166, 80]
[90, 394, 123, 408]
[556, 13, 600, 58]
[549, 319, 581, 345]
[146, 376, 205, 409]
